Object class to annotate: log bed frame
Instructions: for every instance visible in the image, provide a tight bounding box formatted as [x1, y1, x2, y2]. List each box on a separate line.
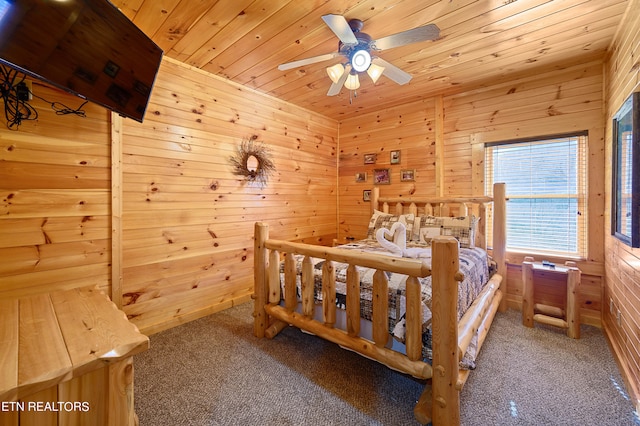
[253, 183, 507, 425]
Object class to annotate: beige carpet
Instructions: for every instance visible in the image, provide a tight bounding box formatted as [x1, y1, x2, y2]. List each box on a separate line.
[134, 303, 639, 425]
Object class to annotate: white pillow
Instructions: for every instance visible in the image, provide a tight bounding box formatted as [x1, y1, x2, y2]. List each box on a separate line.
[366, 210, 415, 242]
[412, 215, 478, 248]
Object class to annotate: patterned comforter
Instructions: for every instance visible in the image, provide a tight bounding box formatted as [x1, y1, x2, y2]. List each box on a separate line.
[281, 239, 493, 369]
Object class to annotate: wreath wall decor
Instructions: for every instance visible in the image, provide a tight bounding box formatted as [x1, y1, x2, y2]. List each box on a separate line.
[229, 137, 276, 188]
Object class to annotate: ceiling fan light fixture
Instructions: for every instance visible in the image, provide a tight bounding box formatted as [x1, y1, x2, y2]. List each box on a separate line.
[344, 72, 360, 90]
[326, 63, 345, 83]
[367, 63, 385, 83]
[351, 49, 371, 72]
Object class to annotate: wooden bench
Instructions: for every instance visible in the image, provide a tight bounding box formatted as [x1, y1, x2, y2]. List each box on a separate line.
[0, 287, 149, 425]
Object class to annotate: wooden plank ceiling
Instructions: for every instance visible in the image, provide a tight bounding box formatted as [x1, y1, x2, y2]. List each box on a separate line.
[112, 0, 629, 121]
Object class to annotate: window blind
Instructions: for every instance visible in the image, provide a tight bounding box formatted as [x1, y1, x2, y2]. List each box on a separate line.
[485, 134, 588, 258]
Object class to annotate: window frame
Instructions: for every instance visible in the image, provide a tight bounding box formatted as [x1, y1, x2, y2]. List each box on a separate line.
[485, 132, 588, 258]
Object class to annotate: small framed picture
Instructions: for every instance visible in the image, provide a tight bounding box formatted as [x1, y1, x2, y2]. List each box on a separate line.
[390, 150, 401, 164]
[400, 169, 416, 181]
[373, 168, 391, 185]
[363, 190, 371, 201]
[355, 172, 367, 183]
[364, 153, 377, 164]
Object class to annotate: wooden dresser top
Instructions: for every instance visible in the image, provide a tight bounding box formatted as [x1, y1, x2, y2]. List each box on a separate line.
[0, 287, 149, 402]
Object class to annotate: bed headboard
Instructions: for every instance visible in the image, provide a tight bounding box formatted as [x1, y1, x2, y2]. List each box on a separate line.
[370, 183, 507, 303]
[371, 184, 504, 248]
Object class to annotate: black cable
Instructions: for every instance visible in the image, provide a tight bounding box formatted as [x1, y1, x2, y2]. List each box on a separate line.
[0, 65, 87, 129]
[0, 66, 38, 129]
[31, 91, 87, 118]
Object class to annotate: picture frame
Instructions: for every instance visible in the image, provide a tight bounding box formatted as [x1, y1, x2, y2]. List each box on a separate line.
[363, 190, 371, 201]
[400, 169, 416, 181]
[390, 150, 401, 164]
[364, 153, 377, 164]
[355, 172, 367, 183]
[373, 168, 391, 185]
[612, 92, 640, 248]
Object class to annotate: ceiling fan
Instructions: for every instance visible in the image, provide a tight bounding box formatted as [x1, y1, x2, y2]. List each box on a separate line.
[278, 14, 440, 96]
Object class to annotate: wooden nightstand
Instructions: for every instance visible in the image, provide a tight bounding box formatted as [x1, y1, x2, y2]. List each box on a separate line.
[521, 257, 581, 339]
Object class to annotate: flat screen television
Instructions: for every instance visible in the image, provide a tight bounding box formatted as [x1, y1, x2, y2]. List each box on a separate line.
[0, 0, 163, 122]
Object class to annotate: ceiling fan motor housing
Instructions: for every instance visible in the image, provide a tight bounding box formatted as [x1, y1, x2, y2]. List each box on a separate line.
[338, 19, 373, 71]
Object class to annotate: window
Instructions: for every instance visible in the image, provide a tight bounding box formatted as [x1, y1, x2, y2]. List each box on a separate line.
[485, 133, 588, 258]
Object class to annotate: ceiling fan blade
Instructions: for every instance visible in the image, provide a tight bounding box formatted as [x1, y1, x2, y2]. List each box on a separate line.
[278, 52, 340, 71]
[373, 23, 440, 51]
[372, 57, 412, 85]
[327, 64, 351, 96]
[322, 14, 358, 45]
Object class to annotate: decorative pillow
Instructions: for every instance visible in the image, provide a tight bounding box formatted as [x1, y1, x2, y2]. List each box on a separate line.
[413, 215, 478, 248]
[366, 210, 414, 242]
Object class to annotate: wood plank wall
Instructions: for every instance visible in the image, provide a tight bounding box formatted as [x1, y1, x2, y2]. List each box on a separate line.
[0, 58, 338, 337]
[0, 81, 112, 299]
[338, 98, 437, 239]
[119, 58, 338, 334]
[339, 61, 606, 328]
[603, 0, 640, 409]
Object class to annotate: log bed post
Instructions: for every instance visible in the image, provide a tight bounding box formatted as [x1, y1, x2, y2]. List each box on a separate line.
[426, 235, 461, 425]
[253, 222, 269, 338]
[492, 182, 507, 312]
[372, 187, 380, 213]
